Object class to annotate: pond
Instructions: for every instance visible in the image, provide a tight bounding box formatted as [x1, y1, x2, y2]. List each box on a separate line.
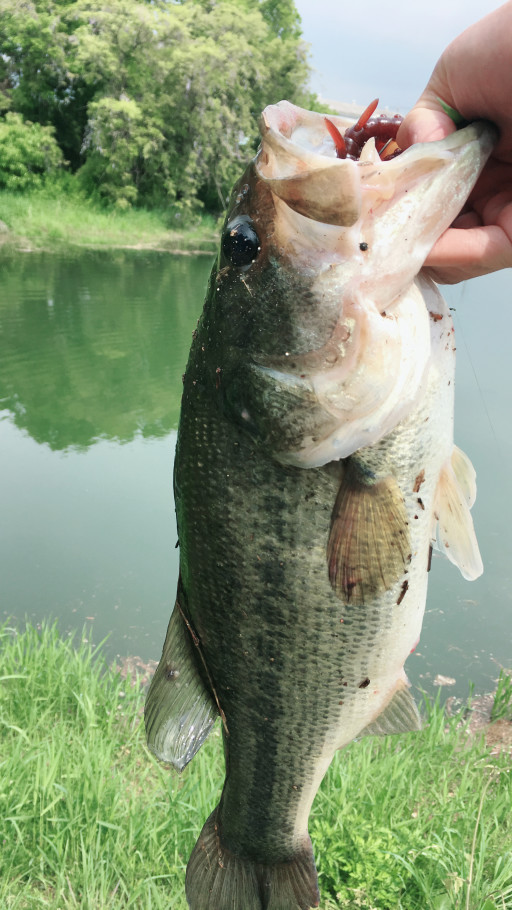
[1, 249, 511, 701]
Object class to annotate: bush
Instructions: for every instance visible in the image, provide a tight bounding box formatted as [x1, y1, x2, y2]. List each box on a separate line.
[0, 112, 64, 191]
[78, 96, 174, 209]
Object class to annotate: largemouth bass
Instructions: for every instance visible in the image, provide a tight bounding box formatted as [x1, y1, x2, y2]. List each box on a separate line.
[145, 102, 496, 910]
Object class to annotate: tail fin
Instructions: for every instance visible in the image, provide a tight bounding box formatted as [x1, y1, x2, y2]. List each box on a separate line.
[185, 808, 320, 910]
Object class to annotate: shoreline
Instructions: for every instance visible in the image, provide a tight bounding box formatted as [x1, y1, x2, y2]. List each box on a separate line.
[0, 190, 220, 255]
[0, 232, 218, 256]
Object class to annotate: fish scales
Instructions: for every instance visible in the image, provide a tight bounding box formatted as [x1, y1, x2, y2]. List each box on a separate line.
[177, 354, 344, 856]
[145, 101, 496, 910]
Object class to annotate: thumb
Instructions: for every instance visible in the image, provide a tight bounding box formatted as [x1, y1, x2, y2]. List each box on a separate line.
[397, 103, 457, 150]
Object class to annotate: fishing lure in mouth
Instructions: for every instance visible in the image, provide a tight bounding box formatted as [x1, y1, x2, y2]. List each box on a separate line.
[325, 97, 403, 161]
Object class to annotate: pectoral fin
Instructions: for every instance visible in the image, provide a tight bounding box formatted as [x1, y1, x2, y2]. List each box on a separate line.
[433, 448, 483, 581]
[144, 603, 217, 771]
[327, 460, 411, 605]
[359, 679, 422, 737]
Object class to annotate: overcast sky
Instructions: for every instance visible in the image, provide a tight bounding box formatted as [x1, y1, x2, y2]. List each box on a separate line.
[293, 0, 504, 112]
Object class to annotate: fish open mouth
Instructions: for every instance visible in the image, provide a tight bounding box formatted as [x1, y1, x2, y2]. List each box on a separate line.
[256, 100, 497, 229]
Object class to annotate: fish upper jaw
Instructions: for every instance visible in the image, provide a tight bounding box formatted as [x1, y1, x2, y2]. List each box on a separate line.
[257, 103, 362, 227]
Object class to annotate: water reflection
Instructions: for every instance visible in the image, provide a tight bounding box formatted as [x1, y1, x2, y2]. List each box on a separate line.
[0, 250, 212, 662]
[0, 250, 213, 448]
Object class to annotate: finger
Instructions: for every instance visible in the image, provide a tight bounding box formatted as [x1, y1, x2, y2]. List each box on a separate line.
[397, 106, 456, 150]
[479, 190, 512, 230]
[451, 211, 483, 230]
[424, 224, 512, 283]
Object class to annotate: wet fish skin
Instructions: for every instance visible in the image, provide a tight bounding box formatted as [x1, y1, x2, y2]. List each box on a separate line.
[145, 103, 496, 910]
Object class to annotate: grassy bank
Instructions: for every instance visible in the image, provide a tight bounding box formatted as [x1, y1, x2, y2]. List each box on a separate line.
[0, 189, 219, 254]
[0, 621, 511, 910]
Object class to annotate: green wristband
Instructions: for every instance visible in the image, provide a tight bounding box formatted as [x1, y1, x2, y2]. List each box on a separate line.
[436, 97, 467, 127]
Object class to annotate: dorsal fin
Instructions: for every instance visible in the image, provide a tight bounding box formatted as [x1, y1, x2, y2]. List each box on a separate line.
[327, 459, 411, 605]
[433, 448, 483, 581]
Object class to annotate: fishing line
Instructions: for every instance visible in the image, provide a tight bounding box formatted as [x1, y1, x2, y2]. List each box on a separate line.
[451, 281, 500, 450]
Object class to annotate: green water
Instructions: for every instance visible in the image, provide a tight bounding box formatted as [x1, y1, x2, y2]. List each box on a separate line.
[1, 250, 510, 699]
[0, 250, 212, 664]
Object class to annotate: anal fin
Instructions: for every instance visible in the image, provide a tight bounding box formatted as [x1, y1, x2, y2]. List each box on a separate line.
[327, 459, 411, 605]
[433, 447, 483, 581]
[144, 602, 217, 771]
[360, 679, 421, 737]
[451, 444, 477, 507]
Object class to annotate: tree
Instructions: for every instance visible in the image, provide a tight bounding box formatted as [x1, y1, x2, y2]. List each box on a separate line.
[0, 0, 314, 211]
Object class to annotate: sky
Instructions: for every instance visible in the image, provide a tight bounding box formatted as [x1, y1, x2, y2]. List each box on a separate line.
[293, 0, 505, 112]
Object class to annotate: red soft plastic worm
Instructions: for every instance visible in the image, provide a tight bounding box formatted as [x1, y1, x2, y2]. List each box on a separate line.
[325, 98, 403, 161]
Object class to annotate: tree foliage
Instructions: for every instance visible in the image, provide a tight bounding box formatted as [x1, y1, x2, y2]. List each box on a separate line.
[0, 113, 64, 191]
[0, 0, 314, 211]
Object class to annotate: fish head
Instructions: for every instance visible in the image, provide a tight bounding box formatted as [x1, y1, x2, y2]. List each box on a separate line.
[214, 101, 496, 466]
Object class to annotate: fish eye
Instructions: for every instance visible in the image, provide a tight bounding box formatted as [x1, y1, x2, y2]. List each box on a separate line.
[221, 216, 260, 267]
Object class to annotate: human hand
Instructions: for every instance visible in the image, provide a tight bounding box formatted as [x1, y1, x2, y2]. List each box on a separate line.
[397, 2, 512, 284]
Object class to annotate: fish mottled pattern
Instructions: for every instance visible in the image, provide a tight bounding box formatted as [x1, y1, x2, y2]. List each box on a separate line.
[177, 369, 343, 853]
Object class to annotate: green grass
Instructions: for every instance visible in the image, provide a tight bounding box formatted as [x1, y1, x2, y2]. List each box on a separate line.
[314, 702, 512, 910]
[0, 187, 219, 253]
[491, 670, 512, 723]
[0, 621, 511, 909]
